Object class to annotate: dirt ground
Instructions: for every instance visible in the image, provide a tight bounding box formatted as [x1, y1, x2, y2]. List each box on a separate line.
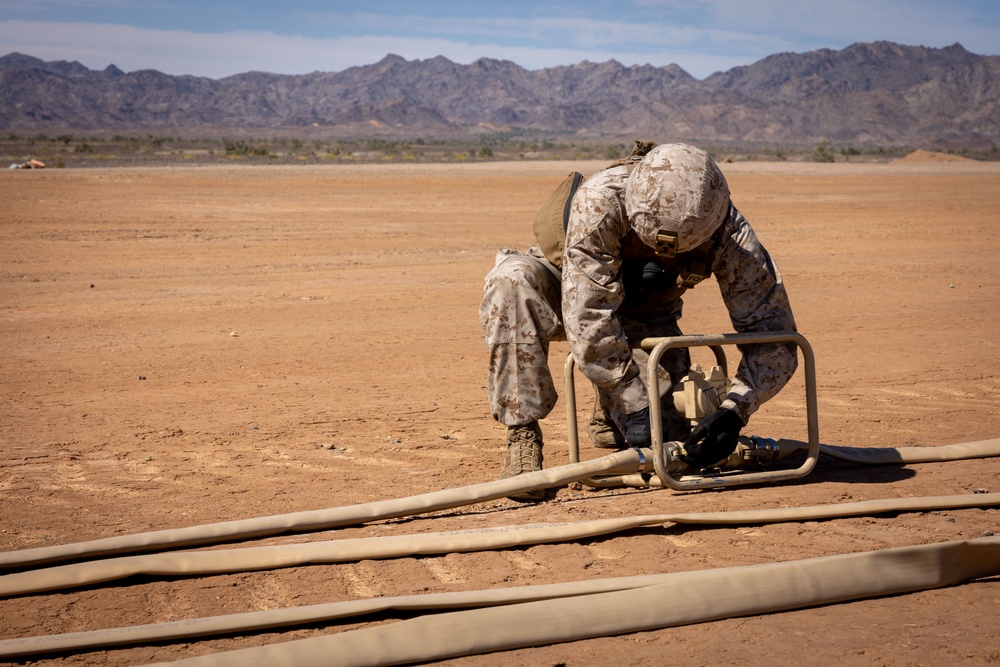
[1, 157, 998, 666]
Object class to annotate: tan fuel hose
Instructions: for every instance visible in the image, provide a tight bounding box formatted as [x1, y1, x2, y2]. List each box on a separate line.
[146, 536, 1000, 667]
[0, 448, 648, 570]
[813, 439, 1000, 463]
[0, 493, 997, 658]
[0, 438, 997, 661]
[3, 438, 997, 572]
[589, 438, 1000, 488]
[1, 492, 998, 599]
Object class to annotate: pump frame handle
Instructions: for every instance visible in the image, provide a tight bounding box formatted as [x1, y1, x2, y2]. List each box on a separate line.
[564, 331, 820, 490]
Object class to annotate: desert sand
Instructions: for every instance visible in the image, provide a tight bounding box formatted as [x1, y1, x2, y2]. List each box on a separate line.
[1, 156, 998, 665]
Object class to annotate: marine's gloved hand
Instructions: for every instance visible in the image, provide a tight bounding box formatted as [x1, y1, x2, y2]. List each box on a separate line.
[622, 406, 652, 449]
[681, 408, 743, 469]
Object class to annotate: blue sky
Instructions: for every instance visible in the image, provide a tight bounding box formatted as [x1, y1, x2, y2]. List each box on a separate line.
[1, 1, 998, 80]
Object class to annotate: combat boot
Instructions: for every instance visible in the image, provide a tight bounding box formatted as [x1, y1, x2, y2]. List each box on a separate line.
[500, 422, 545, 501]
[588, 397, 627, 449]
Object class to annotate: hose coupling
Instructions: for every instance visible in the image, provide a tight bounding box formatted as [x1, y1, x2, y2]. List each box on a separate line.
[737, 435, 781, 467]
[653, 440, 689, 481]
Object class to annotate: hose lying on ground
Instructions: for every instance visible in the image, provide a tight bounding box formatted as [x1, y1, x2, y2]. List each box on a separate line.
[0, 493, 997, 658]
[143, 536, 1000, 667]
[1, 493, 997, 598]
[814, 439, 1000, 463]
[3, 439, 998, 571]
[0, 449, 646, 570]
[0, 573, 679, 659]
[0, 438, 997, 662]
[591, 438, 1000, 487]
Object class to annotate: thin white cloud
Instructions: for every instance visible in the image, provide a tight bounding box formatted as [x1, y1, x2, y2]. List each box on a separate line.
[641, 0, 1000, 54]
[0, 21, 416, 76]
[1, 0, 998, 82]
[293, 10, 803, 57]
[0, 19, 749, 78]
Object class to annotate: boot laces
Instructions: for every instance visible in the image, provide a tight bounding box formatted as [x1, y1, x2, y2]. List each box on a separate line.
[505, 426, 542, 474]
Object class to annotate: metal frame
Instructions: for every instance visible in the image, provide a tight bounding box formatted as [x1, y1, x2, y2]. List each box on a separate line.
[564, 331, 820, 490]
[564, 342, 729, 464]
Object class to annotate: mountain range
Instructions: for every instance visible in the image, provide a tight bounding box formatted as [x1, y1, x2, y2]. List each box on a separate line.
[2, 41, 999, 149]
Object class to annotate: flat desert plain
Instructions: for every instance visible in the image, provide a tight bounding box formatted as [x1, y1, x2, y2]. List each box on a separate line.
[1, 157, 999, 666]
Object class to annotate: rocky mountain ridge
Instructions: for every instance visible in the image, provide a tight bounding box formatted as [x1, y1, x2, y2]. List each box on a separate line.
[2, 41, 998, 148]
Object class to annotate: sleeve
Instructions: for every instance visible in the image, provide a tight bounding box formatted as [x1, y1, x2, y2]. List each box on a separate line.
[561, 182, 649, 415]
[713, 211, 798, 424]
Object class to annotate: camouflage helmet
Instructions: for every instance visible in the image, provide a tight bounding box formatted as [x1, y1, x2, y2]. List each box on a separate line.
[624, 143, 730, 256]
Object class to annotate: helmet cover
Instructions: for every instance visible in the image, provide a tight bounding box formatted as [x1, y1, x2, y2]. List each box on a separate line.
[625, 143, 730, 254]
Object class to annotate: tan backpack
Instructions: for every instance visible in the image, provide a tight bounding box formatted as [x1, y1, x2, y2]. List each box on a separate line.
[533, 140, 657, 268]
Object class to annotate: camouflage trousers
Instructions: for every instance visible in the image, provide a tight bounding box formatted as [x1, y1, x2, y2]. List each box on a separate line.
[479, 247, 692, 440]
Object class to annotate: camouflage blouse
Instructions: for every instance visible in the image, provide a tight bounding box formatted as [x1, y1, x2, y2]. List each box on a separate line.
[561, 165, 798, 424]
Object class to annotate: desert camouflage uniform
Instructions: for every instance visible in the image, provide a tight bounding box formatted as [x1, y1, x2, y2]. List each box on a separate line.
[480, 246, 565, 426]
[480, 164, 797, 435]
